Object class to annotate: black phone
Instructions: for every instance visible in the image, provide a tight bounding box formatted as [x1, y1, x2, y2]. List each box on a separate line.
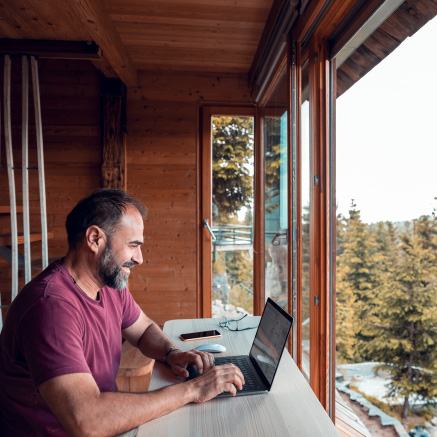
[179, 330, 222, 341]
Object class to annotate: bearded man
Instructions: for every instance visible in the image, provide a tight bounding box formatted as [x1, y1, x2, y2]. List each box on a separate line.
[0, 189, 243, 436]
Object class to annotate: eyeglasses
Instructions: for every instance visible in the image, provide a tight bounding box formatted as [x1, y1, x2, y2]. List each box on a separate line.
[219, 314, 257, 332]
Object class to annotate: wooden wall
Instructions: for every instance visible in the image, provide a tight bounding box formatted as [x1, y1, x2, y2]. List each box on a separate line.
[126, 71, 252, 326]
[0, 59, 101, 318]
[1, 60, 252, 326]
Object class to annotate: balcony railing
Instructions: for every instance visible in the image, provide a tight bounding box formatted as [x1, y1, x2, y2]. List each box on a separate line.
[212, 225, 252, 247]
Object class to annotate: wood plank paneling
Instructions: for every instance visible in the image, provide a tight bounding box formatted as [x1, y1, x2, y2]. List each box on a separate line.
[0, 59, 100, 319]
[126, 71, 251, 326]
[0, 0, 275, 78]
[1, 63, 252, 327]
[336, 0, 437, 97]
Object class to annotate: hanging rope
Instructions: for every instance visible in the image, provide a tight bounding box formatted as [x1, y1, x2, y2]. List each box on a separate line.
[31, 56, 48, 270]
[22, 56, 31, 284]
[3, 55, 19, 301]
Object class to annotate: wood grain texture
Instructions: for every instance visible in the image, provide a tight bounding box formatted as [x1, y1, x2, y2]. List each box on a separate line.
[0, 0, 275, 78]
[336, 0, 437, 97]
[0, 59, 100, 313]
[138, 317, 339, 436]
[101, 78, 127, 190]
[126, 71, 251, 326]
[116, 341, 155, 392]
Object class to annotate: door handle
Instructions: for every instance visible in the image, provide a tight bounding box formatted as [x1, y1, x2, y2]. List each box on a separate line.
[271, 231, 288, 246]
[203, 219, 217, 241]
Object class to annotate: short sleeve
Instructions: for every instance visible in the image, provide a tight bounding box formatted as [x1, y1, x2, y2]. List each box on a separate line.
[121, 288, 141, 330]
[17, 297, 91, 388]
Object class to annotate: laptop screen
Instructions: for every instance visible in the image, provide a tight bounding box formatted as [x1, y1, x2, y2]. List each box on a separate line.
[249, 298, 294, 386]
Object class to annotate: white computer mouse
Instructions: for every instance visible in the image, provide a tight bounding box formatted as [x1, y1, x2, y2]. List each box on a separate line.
[195, 344, 226, 353]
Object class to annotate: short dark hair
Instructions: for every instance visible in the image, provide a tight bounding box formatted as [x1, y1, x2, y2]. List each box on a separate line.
[66, 189, 147, 248]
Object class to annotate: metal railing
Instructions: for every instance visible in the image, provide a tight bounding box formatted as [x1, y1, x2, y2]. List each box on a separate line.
[212, 225, 252, 246]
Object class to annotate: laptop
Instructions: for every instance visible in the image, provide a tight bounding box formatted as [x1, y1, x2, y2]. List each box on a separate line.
[188, 298, 294, 397]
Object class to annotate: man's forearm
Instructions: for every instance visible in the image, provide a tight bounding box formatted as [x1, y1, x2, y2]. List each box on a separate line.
[91, 383, 193, 436]
[137, 322, 177, 363]
[40, 372, 195, 437]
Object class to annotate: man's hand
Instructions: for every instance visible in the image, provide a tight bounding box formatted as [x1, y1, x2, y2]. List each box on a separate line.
[167, 349, 215, 378]
[186, 364, 245, 402]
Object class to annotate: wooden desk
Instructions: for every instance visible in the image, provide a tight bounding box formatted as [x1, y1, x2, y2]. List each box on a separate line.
[138, 317, 339, 436]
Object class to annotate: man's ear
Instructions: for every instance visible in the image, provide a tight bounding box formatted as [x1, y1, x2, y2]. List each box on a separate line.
[85, 225, 107, 254]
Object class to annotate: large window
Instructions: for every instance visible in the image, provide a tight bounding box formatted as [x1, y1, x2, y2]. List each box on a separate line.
[201, 1, 437, 420]
[333, 12, 437, 428]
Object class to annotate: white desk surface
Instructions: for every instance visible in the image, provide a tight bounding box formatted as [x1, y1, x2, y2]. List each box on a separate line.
[138, 317, 339, 437]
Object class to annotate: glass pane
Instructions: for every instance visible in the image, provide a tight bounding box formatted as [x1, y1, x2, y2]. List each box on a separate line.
[211, 116, 254, 318]
[301, 58, 311, 381]
[334, 15, 437, 426]
[263, 65, 288, 312]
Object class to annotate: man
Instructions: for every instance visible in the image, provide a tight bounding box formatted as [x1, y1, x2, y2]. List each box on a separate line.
[0, 189, 244, 436]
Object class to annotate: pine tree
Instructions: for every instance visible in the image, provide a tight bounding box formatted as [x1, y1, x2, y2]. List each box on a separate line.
[336, 201, 377, 362]
[361, 221, 399, 359]
[335, 210, 356, 362]
[365, 216, 437, 419]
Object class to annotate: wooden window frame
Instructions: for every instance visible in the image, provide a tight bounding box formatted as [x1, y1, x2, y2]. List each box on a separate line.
[257, 51, 294, 351]
[289, 0, 359, 417]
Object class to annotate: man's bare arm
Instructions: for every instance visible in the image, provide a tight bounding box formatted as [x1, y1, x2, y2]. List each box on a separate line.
[39, 364, 244, 437]
[122, 312, 214, 376]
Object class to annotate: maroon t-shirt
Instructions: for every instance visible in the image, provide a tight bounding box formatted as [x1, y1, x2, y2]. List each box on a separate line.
[0, 259, 141, 436]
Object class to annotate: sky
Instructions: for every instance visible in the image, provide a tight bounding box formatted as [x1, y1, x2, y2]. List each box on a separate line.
[336, 16, 437, 224]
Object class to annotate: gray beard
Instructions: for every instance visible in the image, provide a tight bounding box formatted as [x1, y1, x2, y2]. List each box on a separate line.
[98, 244, 130, 290]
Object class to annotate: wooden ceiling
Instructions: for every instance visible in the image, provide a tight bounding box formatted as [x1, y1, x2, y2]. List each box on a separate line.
[0, 0, 275, 86]
[1, 0, 436, 92]
[107, 0, 273, 73]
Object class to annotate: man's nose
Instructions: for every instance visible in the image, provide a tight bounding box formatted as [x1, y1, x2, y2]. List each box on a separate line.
[132, 247, 143, 265]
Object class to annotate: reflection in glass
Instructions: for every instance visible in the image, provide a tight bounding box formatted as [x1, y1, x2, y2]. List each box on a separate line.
[301, 58, 311, 382]
[263, 65, 289, 313]
[211, 116, 254, 318]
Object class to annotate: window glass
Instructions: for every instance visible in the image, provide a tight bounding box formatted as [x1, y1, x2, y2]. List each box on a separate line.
[334, 16, 437, 425]
[300, 58, 311, 382]
[262, 65, 288, 311]
[211, 116, 254, 318]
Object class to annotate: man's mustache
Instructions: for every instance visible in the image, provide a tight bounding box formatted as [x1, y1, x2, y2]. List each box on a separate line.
[122, 262, 137, 268]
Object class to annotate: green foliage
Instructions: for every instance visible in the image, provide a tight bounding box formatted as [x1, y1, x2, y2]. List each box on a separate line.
[365, 217, 437, 418]
[337, 205, 437, 418]
[212, 116, 254, 223]
[264, 117, 282, 210]
[336, 201, 378, 361]
[211, 116, 256, 313]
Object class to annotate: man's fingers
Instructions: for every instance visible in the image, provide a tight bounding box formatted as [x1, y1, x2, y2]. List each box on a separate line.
[223, 382, 238, 396]
[188, 363, 245, 402]
[191, 353, 205, 374]
[190, 351, 215, 374]
[200, 351, 215, 370]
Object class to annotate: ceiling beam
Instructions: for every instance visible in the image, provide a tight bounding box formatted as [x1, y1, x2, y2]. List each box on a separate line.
[64, 0, 137, 87]
[0, 39, 102, 59]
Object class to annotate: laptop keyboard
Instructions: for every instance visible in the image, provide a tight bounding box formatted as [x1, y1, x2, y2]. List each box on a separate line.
[215, 356, 262, 391]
